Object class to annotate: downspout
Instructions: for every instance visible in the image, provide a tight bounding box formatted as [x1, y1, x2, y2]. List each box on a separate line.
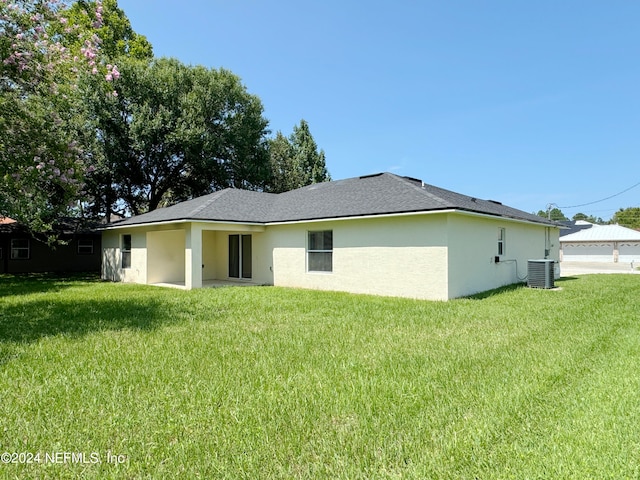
[545, 227, 551, 258]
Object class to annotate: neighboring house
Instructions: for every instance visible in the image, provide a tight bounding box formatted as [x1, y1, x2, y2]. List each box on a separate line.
[558, 219, 595, 236]
[560, 223, 640, 264]
[0, 218, 102, 274]
[102, 173, 560, 301]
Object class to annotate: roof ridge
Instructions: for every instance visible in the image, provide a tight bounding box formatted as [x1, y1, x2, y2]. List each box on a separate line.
[385, 173, 452, 208]
[188, 189, 228, 217]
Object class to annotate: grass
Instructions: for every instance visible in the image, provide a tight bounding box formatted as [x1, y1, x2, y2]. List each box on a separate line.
[0, 273, 639, 479]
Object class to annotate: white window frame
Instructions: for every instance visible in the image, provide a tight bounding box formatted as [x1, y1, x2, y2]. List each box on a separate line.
[498, 228, 506, 256]
[121, 234, 132, 269]
[307, 230, 333, 273]
[10, 238, 30, 260]
[77, 239, 94, 255]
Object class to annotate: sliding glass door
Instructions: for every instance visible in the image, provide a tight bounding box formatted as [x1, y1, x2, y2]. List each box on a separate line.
[229, 234, 252, 279]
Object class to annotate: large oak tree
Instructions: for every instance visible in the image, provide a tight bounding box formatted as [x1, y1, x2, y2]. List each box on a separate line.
[83, 57, 271, 217]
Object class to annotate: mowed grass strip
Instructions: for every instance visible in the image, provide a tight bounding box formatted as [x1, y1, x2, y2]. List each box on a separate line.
[0, 274, 639, 479]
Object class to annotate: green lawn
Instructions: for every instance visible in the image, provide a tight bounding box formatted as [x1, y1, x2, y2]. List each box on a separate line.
[0, 274, 639, 479]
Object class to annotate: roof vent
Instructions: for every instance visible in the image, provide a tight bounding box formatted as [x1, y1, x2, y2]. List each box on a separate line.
[359, 173, 384, 179]
[488, 199, 502, 205]
[402, 176, 423, 183]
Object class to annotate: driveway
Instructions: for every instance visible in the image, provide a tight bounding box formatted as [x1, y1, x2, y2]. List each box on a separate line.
[560, 261, 640, 276]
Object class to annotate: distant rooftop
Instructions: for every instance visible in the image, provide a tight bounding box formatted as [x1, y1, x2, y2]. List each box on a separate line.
[560, 224, 640, 242]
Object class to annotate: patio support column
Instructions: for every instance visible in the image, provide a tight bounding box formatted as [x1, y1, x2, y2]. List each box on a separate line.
[185, 223, 203, 289]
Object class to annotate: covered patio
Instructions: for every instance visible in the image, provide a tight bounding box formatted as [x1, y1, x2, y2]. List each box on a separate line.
[144, 222, 267, 289]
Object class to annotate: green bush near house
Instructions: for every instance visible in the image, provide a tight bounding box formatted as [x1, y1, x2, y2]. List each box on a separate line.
[0, 273, 639, 479]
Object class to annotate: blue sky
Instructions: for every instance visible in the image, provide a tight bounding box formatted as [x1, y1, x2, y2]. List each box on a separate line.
[117, 0, 640, 218]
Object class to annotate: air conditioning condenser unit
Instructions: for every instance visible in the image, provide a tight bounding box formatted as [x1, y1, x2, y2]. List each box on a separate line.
[527, 259, 555, 289]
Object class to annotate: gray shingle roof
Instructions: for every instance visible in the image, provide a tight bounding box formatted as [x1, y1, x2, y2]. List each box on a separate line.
[108, 173, 557, 227]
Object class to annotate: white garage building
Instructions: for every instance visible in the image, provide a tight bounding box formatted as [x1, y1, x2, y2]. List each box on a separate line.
[560, 224, 640, 264]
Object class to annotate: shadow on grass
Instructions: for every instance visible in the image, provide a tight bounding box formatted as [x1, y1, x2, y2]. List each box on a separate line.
[466, 282, 526, 300]
[0, 272, 100, 296]
[0, 274, 174, 345]
[557, 276, 580, 282]
[466, 275, 582, 300]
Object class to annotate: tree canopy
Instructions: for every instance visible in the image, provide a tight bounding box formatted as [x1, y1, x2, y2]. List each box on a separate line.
[56, 0, 152, 61]
[0, 0, 109, 234]
[267, 119, 330, 193]
[83, 57, 271, 217]
[536, 207, 568, 222]
[2, 0, 330, 234]
[536, 206, 640, 227]
[572, 212, 605, 224]
[612, 207, 640, 230]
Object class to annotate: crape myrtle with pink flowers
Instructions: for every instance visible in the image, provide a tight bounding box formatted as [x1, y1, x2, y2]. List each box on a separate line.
[0, 0, 139, 237]
[0, 0, 113, 236]
[1, 0, 329, 240]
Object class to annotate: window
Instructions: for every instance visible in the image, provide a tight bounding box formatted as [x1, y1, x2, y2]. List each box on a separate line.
[498, 228, 506, 256]
[308, 230, 333, 272]
[121, 235, 132, 269]
[77, 239, 94, 255]
[10, 239, 30, 260]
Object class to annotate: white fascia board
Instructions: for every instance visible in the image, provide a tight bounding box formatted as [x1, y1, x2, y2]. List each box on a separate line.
[450, 210, 560, 228]
[102, 210, 552, 230]
[265, 209, 554, 228]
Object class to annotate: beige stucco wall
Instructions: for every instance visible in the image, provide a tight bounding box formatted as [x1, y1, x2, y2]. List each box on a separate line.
[102, 228, 147, 284]
[202, 230, 218, 280]
[446, 213, 559, 298]
[102, 214, 559, 300]
[269, 214, 450, 300]
[209, 230, 273, 284]
[147, 230, 185, 284]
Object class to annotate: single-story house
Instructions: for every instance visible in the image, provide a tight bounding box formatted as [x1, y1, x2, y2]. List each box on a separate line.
[102, 173, 560, 301]
[560, 223, 640, 264]
[0, 217, 102, 274]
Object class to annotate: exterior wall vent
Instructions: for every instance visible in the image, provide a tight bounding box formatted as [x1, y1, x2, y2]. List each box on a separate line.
[527, 259, 555, 289]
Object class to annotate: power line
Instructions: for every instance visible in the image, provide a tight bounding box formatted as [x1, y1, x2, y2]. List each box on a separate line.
[559, 180, 640, 209]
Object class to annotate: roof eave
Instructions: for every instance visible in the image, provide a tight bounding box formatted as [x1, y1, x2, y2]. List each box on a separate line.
[102, 218, 267, 229]
[101, 208, 557, 229]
